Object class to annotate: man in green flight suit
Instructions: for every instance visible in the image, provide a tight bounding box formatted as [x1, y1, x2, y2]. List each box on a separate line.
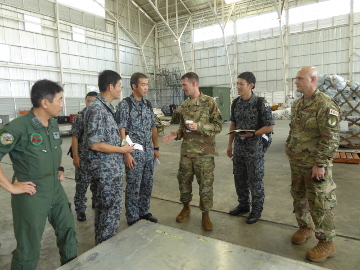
[0, 79, 77, 269]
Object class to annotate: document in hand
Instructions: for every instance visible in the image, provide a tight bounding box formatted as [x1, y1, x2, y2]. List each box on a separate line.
[227, 129, 256, 135]
[125, 135, 144, 150]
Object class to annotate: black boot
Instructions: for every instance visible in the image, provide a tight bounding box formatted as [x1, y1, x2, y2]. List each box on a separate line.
[77, 212, 86, 222]
[140, 213, 158, 223]
[228, 204, 250, 216]
[246, 210, 261, 224]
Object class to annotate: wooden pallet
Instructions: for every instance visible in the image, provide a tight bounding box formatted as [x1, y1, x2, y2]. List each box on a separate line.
[333, 152, 360, 164]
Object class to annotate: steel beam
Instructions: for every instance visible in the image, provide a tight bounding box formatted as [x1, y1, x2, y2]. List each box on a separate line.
[146, 0, 178, 39]
[94, 0, 141, 48]
[276, 0, 289, 98]
[349, 0, 354, 80]
[55, 0, 66, 115]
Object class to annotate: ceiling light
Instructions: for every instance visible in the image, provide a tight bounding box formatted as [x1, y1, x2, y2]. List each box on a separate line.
[225, 0, 241, 4]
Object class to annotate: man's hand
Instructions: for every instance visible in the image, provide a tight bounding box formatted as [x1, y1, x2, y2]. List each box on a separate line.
[227, 146, 233, 158]
[162, 131, 177, 144]
[73, 155, 80, 168]
[11, 179, 36, 195]
[58, 171, 65, 182]
[125, 153, 136, 169]
[121, 144, 134, 154]
[311, 165, 326, 180]
[154, 149, 160, 160]
[238, 131, 255, 138]
[186, 122, 198, 131]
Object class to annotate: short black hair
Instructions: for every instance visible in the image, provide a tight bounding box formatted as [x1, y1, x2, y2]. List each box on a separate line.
[181, 72, 199, 84]
[86, 91, 98, 98]
[130, 72, 147, 90]
[238, 72, 256, 89]
[31, 79, 63, 108]
[98, 70, 121, 92]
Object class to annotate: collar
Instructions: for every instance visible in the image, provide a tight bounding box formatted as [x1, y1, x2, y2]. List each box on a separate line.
[187, 92, 204, 105]
[299, 88, 320, 109]
[240, 92, 257, 104]
[130, 94, 145, 105]
[28, 109, 55, 130]
[97, 94, 115, 113]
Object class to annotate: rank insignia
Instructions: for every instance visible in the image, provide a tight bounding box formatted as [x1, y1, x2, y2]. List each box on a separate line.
[327, 115, 338, 128]
[30, 133, 43, 146]
[32, 117, 41, 125]
[0, 133, 15, 146]
[53, 132, 60, 139]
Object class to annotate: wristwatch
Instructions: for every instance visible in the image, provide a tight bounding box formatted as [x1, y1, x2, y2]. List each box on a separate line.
[58, 166, 65, 172]
[154, 147, 159, 151]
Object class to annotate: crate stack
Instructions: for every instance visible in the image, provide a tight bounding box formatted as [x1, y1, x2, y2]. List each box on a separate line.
[317, 74, 360, 164]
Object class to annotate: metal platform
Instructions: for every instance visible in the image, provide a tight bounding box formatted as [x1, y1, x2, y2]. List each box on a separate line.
[58, 221, 326, 270]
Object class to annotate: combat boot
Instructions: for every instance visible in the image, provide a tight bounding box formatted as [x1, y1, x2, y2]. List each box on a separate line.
[202, 212, 213, 231]
[291, 227, 313, 244]
[306, 241, 336, 262]
[176, 202, 191, 223]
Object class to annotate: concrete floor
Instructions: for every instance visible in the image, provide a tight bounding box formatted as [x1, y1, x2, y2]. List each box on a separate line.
[0, 120, 359, 269]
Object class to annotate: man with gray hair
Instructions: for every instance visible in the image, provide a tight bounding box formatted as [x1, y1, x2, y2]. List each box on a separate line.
[285, 66, 340, 262]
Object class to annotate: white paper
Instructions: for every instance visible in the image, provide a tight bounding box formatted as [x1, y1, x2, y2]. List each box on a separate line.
[125, 135, 143, 151]
[154, 158, 160, 169]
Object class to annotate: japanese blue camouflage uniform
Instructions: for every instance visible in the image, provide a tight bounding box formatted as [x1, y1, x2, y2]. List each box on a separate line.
[70, 108, 95, 213]
[0, 110, 77, 269]
[231, 93, 274, 214]
[84, 94, 124, 245]
[176, 93, 222, 212]
[116, 94, 157, 224]
[285, 89, 340, 242]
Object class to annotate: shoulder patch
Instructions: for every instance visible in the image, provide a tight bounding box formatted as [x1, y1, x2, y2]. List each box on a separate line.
[327, 115, 338, 128]
[0, 132, 15, 146]
[264, 102, 269, 107]
[329, 108, 339, 117]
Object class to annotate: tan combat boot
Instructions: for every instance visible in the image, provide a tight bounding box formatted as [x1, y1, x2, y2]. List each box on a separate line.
[202, 212, 213, 231]
[291, 227, 313, 244]
[306, 241, 336, 262]
[176, 202, 191, 223]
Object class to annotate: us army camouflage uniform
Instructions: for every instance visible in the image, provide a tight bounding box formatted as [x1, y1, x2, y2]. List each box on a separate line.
[176, 93, 222, 212]
[231, 93, 274, 214]
[70, 108, 95, 213]
[84, 94, 124, 245]
[285, 89, 340, 242]
[116, 94, 157, 224]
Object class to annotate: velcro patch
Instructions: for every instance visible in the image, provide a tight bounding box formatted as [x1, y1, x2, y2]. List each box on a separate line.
[327, 115, 338, 128]
[329, 109, 339, 117]
[0, 132, 15, 146]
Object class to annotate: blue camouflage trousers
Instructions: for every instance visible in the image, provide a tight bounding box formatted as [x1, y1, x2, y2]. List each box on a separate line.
[177, 156, 215, 212]
[74, 161, 96, 213]
[125, 156, 154, 223]
[233, 153, 265, 213]
[290, 164, 337, 242]
[93, 166, 123, 245]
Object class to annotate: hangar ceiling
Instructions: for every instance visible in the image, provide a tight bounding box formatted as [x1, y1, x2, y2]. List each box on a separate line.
[130, 0, 297, 23]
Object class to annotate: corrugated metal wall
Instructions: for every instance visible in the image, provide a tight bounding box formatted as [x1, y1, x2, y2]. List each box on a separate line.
[0, 0, 155, 117]
[157, 8, 360, 106]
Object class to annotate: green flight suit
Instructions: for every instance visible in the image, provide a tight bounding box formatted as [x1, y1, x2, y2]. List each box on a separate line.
[0, 110, 77, 270]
